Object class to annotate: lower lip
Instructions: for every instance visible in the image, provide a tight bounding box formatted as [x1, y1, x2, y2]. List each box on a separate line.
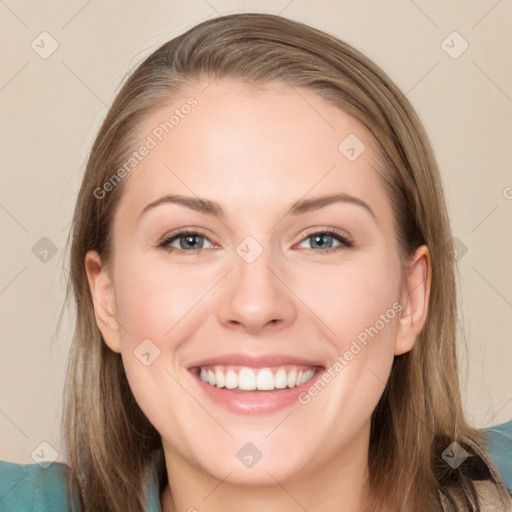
[190, 369, 324, 414]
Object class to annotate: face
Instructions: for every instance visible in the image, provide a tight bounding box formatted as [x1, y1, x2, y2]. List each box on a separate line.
[86, 79, 430, 487]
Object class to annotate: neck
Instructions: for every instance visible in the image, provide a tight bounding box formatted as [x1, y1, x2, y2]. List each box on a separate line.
[160, 423, 370, 512]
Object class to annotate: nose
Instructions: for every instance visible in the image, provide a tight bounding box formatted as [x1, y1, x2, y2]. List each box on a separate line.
[217, 249, 297, 335]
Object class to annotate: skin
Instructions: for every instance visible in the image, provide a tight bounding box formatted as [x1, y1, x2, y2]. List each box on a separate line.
[85, 78, 431, 512]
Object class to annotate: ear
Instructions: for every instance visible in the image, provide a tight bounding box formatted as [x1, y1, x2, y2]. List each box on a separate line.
[394, 244, 431, 356]
[85, 250, 121, 353]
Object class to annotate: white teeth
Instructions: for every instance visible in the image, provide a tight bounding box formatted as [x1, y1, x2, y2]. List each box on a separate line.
[225, 370, 238, 389]
[274, 368, 288, 389]
[238, 368, 256, 390]
[256, 369, 274, 390]
[197, 366, 317, 391]
[287, 369, 297, 388]
[303, 370, 315, 384]
[215, 368, 225, 388]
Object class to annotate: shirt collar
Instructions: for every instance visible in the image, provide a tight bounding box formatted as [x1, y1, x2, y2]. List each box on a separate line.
[144, 465, 162, 512]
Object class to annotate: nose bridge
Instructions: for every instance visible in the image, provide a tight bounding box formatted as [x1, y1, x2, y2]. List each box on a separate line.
[217, 237, 296, 333]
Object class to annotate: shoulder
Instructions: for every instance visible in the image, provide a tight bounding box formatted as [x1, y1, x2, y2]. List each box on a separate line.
[0, 459, 76, 512]
[482, 419, 512, 495]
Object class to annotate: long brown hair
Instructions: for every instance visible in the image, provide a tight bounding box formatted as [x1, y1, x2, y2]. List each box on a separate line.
[61, 12, 506, 511]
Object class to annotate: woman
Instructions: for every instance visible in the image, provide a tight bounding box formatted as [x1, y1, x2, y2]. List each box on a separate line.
[1, 12, 511, 512]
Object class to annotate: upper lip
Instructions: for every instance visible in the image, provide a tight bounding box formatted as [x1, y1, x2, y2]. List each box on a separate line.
[188, 353, 326, 370]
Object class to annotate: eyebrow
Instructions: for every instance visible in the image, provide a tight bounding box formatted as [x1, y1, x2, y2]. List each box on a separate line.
[139, 193, 376, 221]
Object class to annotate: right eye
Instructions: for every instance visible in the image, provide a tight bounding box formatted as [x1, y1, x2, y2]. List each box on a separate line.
[158, 230, 215, 253]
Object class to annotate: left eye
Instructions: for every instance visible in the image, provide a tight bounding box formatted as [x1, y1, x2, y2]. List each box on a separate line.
[297, 231, 353, 251]
[159, 231, 214, 252]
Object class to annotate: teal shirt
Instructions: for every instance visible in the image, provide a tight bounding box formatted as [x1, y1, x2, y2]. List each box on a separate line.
[0, 459, 161, 512]
[1, 421, 511, 511]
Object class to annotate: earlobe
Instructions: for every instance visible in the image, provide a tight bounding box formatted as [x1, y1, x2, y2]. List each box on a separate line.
[84, 250, 121, 353]
[394, 245, 431, 356]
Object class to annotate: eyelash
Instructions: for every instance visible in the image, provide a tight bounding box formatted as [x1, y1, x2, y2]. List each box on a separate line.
[157, 228, 354, 255]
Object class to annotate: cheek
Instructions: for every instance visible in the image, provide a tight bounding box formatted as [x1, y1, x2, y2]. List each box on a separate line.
[111, 257, 210, 441]
[113, 256, 211, 345]
[295, 253, 402, 350]
[292, 249, 402, 420]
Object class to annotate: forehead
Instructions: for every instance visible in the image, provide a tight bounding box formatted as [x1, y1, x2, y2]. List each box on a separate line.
[115, 78, 392, 225]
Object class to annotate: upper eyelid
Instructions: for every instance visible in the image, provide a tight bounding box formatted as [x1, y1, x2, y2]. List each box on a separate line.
[158, 227, 214, 245]
[297, 227, 352, 243]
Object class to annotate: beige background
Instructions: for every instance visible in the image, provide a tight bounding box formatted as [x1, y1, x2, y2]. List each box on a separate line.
[1, 0, 511, 464]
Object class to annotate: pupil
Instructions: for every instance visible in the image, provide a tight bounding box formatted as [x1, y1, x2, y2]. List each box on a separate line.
[314, 234, 332, 249]
[182, 235, 202, 249]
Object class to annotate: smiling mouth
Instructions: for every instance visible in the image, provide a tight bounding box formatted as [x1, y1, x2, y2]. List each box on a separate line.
[190, 364, 322, 392]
